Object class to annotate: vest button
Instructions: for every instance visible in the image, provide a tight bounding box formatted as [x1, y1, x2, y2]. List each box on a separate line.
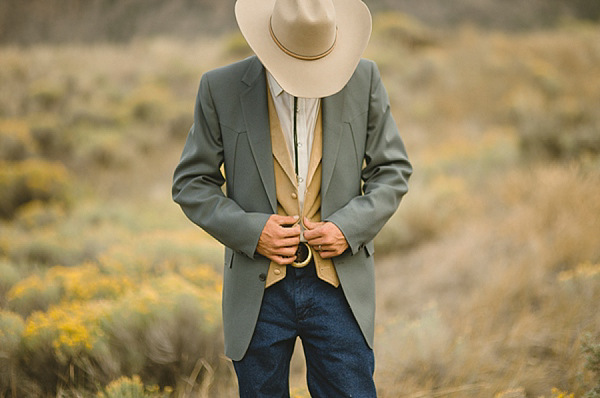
[274, 269, 282, 275]
[258, 273, 266, 282]
[291, 193, 298, 199]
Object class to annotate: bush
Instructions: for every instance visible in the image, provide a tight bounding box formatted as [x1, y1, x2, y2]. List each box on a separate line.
[0, 311, 25, 398]
[75, 129, 133, 170]
[15, 200, 66, 229]
[98, 375, 172, 398]
[0, 260, 22, 308]
[0, 311, 25, 357]
[0, 159, 72, 219]
[582, 334, 600, 398]
[30, 119, 73, 160]
[100, 274, 223, 388]
[515, 104, 600, 161]
[0, 119, 36, 162]
[6, 265, 133, 316]
[3, 260, 227, 396]
[6, 273, 64, 316]
[127, 85, 169, 124]
[376, 174, 472, 254]
[28, 80, 67, 113]
[22, 301, 106, 365]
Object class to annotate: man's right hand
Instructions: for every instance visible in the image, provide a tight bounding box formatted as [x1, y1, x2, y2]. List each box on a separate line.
[256, 215, 301, 265]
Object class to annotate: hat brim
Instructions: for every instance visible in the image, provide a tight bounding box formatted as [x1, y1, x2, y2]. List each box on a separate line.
[235, 0, 372, 98]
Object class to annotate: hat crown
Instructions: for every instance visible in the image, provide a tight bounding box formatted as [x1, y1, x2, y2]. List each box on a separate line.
[271, 0, 337, 59]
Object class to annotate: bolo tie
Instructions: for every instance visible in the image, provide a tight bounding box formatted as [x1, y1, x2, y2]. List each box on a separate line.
[293, 96, 299, 177]
[292, 96, 312, 266]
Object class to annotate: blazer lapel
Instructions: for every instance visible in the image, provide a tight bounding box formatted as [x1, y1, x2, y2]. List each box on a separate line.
[267, 87, 297, 188]
[321, 88, 346, 200]
[240, 57, 278, 214]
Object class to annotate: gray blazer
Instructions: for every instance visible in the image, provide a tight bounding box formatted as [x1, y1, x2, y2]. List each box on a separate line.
[172, 56, 411, 361]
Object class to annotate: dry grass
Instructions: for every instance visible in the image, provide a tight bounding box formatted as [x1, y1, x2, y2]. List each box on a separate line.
[375, 164, 600, 397]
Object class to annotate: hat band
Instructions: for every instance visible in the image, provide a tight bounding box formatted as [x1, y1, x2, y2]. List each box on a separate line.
[269, 17, 337, 61]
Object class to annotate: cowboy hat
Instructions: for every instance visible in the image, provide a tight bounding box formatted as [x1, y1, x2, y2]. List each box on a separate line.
[235, 0, 372, 98]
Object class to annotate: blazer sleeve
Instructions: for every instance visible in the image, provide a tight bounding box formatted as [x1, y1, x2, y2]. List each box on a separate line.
[172, 74, 270, 258]
[325, 61, 412, 255]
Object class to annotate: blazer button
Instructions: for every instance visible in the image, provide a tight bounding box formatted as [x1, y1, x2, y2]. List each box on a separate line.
[258, 273, 267, 282]
[291, 193, 298, 199]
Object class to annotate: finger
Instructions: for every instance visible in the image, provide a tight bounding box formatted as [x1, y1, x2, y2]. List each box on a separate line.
[274, 246, 299, 257]
[273, 214, 300, 227]
[318, 249, 333, 258]
[271, 255, 296, 265]
[279, 224, 301, 238]
[303, 225, 324, 241]
[282, 236, 301, 248]
[314, 243, 326, 253]
[273, 237, 300, 250]
[304, 229, 327, 245]
[305, 236, 324, 248]
[303, 217, 322, 230]
[319, 250, 339, 259]
[318, 246, 344, 258]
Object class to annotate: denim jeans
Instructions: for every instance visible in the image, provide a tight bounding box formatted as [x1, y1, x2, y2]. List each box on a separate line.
[233, 263, 376, 398]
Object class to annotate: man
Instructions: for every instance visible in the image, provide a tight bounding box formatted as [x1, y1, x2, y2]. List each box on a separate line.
[172, 0, 412, 396]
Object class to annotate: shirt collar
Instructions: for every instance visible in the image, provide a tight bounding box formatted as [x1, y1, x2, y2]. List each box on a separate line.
[267, 72, 284, 97]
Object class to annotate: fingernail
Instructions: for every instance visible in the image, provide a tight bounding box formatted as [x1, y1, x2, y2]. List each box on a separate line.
[293, 215, 299, 220]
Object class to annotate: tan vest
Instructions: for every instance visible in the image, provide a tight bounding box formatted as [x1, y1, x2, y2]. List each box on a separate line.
[265, 87, 340, 288]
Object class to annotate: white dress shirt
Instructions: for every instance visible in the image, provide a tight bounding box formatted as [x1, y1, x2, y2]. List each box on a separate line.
[267, 72, 321, 215]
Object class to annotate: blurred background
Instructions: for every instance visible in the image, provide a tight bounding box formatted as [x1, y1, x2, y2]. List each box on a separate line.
[0, 0, 599, 397]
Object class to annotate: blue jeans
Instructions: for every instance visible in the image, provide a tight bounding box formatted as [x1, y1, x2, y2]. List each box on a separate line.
[233, 263, 376, 398]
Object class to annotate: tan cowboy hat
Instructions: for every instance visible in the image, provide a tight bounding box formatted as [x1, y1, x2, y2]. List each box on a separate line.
[235, 0, 372, 98]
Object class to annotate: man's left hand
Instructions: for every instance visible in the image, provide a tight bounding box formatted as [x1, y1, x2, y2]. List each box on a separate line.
[303, 217, 349, 259]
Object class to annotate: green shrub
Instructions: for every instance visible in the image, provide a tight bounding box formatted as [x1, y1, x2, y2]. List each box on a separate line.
[0, 310, 25, 356]
[0, 159, 72, 219]
[6, 272, 64, 316]
[98, 375, 172, 398]
[100, 274, 223, 387]
[0, 260, 22, 308]
[30, 119, 73, 160]
[127, 85, 169, 124]
[15, 200, 66, 229]
[75, 129, 132, 169]
[582, 334, 600, 398]
[7, 232, 80, 267]
[5, 263, 227, 396]
[516, 105, 600, 161]
[0, 311, 25, 397]
[28, 80, 67, 113]
[0, 119, 35, 161]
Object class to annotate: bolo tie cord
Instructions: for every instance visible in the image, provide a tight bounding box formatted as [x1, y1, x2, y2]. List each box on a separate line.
[293, 96, 299, 179]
